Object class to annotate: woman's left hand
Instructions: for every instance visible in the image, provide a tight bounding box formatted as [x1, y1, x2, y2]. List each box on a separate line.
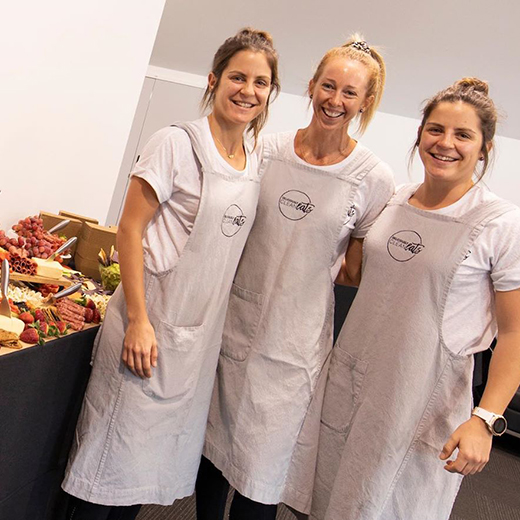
[440, 416, 492, 475]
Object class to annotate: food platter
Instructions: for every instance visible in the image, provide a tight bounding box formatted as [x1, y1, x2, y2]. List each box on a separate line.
[0, 214, 115, 356]
[0, 322, 100, 356]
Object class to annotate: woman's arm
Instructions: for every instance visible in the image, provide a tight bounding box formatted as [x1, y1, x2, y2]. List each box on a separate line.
[440, 288, 520, 475]
[335, 238, 364, 287]
[117, 177, 160, 379]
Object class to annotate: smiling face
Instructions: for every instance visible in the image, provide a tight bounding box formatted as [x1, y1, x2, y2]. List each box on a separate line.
[418, 101, 485, 186]
[309, 57, 373, 132]
[208, 49, 272, 128]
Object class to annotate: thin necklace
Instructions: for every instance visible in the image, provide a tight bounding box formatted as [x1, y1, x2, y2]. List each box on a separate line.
[300, 131, 351, 165]
[213, 135, 243, 159]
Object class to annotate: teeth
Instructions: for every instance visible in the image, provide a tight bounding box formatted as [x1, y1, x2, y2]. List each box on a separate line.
[323, 108, 344, 118]
[432, 154, 456, 162]
[234, 101, 254, 108]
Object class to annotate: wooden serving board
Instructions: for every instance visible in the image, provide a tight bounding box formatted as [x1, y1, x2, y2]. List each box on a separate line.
[0, 341, 32, 356]
[10, 272, 74, 287]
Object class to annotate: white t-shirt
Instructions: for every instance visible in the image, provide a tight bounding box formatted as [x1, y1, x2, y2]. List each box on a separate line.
[260, 131, 395, 277]
[131, 117, 251, 273]
[403, 183, 520, 355]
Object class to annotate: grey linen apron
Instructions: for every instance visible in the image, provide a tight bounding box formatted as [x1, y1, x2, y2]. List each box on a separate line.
[62, 122, 260, 506]
[311, 184, 515, 520]
[204, 137, 381, 506]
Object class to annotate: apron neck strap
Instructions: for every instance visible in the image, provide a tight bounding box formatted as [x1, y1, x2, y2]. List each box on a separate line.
[171, 121, 212, 172]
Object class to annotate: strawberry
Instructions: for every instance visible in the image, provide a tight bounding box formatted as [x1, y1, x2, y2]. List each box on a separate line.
[84, 308, 94, 323]
[20, 327, 40, 344]
[18, 312, 35, 324]
[86, 299, 96, 310]
[56, 321, 68, 334]
[92, 309, 101, 324]
[33, 309, 46, 323]
[37, 321, 49, 336]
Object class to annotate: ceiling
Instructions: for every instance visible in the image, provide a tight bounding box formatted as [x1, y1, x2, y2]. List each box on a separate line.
[150, 0, 520, 140]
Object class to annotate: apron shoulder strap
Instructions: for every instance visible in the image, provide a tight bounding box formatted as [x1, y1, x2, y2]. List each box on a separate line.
[170, 121, 212, 172]
[262, 131, 295, 165]
[387, 183, 421, 206]
[257, 134, 275, 179]
[172, 122, 259, 183]
[448, 198, 519, 284]
[460, 198, 517, 229]
[347, 147, 383, 184]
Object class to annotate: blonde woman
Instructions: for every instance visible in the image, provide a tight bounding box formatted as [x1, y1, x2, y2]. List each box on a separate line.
[197, 36, 394, 520]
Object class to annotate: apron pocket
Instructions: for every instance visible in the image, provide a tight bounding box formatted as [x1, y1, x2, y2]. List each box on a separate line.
[321, 347, 368, 434]
[220, 283, 264, 361]
[143, 321, 206, 400]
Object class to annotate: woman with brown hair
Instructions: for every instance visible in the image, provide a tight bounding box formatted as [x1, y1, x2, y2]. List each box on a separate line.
[197, 35, 394, 520]
[61, 28, 280, 519]
[312, 78, 520, 520]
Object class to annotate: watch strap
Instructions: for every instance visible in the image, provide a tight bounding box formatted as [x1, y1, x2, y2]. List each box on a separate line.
[472, 406, 495, 423]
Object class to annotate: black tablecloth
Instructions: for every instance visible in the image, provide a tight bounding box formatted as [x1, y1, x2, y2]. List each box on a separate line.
[0, 327, 97, 520]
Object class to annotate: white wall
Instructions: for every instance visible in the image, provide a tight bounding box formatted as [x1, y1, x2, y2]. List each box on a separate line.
[106, 72, 208, 225]
[0, 1, 166, 230]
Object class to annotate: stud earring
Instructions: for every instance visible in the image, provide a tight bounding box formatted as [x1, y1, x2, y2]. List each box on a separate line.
[359, 108, 364, 113]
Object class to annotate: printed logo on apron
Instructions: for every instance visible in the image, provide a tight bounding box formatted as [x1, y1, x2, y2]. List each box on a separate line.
[221, 204, 247, 237]
[344, 204, 356, 225]
[387, 230, 425, 262]
[278, 190, 315, 221]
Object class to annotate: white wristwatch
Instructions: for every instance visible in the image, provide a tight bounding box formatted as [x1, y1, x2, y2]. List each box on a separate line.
[471, 406, 507, 436]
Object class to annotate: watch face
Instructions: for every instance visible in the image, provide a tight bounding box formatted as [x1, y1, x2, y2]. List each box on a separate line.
[493, 417, 507, 435]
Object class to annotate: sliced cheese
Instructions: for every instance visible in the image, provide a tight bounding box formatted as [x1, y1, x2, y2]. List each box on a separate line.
[33, 257, 63, 280]
[0, 315, 25, 335]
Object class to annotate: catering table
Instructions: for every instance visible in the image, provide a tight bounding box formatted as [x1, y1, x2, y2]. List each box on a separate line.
[0, 327, 98, 520]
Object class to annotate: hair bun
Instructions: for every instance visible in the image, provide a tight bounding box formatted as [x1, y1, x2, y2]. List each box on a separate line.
[454, 77, 489, 96]
[237, 27, 274, 47]
[342, 32, 366, 49]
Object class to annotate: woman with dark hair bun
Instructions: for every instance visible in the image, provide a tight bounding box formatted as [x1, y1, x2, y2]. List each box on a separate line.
[197, 35, 394, 520]
[60, 28, 279, 519]
[311, 78, 520, 520]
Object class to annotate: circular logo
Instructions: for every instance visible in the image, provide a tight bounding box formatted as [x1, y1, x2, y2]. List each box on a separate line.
[344, 204, 356, 225]
[278, 190, 315, 221]
[221, 204, 247, 237]
[387, 230, 425, 262]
